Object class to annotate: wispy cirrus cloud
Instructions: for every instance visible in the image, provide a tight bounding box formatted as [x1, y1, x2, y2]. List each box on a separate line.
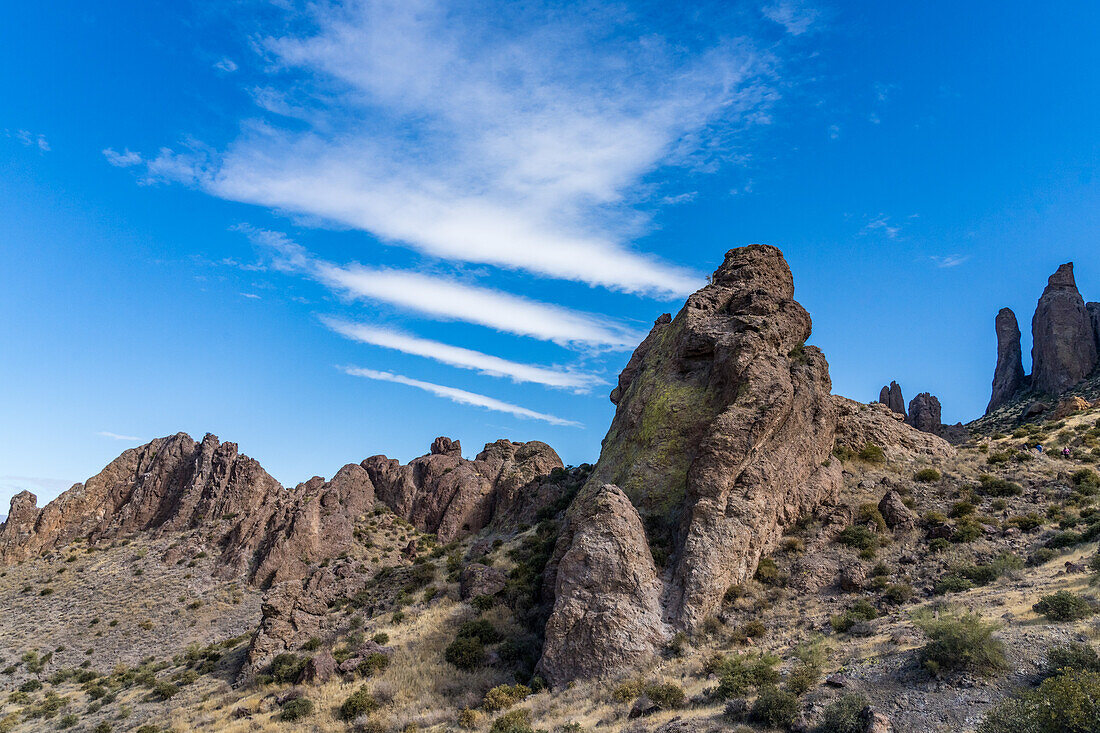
[6, 129, 50, 151]
[97, 431, 142, 441]
[240, 225, 643, 350]
[110, 0, 790, 297]
[862, 213, 901, 239]
[322, 317, 606, 392]
[340, 366, 581, 427]
[931, 254, 970, 268]
[762, 1, 820, 36]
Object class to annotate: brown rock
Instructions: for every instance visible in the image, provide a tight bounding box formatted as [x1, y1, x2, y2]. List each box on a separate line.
[363, 438, 562, 542]
[1022, 400, 1050, 420]
[537, 484, 667, 687]
[1089, 302, 1100, 352]
[838, 564, 867, 592]
[878, 490, 917, 531]
[862, 707, 893, 733]
[584, 245, 844, 633]
[458, 563, 507, 600]
[1031, 263, 1097, 395]
[833, 400, 954, 462]
[299, 651, 336, 683]
[1054, 395, 1091, 419]
[878, 381, 906, 416]
[987, 308, 1027, 414]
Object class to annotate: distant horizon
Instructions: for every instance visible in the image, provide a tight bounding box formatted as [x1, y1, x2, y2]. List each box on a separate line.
[3, 0, 1099, 510]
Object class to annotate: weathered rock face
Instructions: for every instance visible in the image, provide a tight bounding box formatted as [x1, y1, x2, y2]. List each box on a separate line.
[362, 439, 562, 542]
[878, 490, 917, 532]
[906, 393, 942, 434]
[544, 245, 843, 671]
[0, 433, 282, 566]
[986, 308, 1027, 414]
[878, 381, 906, 416]
[1089, 302, 1100, 352]
[1031, 263, 1097, 396]
[833, 400, 954, 463]
[537, 484, 666, 687]
[1, 434, 562, 586]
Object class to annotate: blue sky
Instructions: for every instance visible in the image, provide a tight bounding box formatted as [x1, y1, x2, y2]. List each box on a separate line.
[2, 0, 1099, 510]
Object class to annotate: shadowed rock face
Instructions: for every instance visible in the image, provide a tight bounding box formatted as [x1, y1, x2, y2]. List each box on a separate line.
[907, 392, 942, 433]
[1031, 263, 1098, 396]
[1089, 302, 1100, 353]
[539, 244, 844, 685]
[537, 484, 666, 687]
[878, 381, 906, 416]
[987, 308, 1027, 414]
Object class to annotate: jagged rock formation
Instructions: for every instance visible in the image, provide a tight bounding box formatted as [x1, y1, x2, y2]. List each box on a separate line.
[540, 244, 848, 683]
[877, 381, 906, 416]
[538, 484, 666, 687]
[0, 434, 562, 586]
[1089, 302, 1100, 352]
[986, 308, 1027, 414]
[833, 399, 954, 462]
[906, 393, 941, 434]
[1032, 263, 1098, 395]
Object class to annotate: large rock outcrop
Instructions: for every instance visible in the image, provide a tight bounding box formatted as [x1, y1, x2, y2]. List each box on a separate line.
[538, 484, 666, 687]
[539, 245, 844, 684]
[986, 308, 1027, 414]
[878, 381, 906, 416]
[1, 434, 562, 585]
[1089, 302, 1100, 353]
[1031, 263, 1097, 396]
[362, 439, 561, 542]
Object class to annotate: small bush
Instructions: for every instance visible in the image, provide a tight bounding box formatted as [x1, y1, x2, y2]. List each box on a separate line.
[1033, 591, 1094, 622]
[858, 443, 886, 463]
[914, 468, 942, 483]
[372, 632, 389, 645]
[456, 619, 502, 644]
[754, 557, 786, 586]
[978, 668, 1100, 733]
[1046, 642, 1100, 675]
[489, 708, 534, 733]
[643, 682, 685, 709]
[151, 681, 178, 700]
[749, 686, 799, 728]
[483, 684, 531, 712]
[976, 475, 1024, 497]
[281, 697, 314, 721]
[818, 693, 869, 733]
[445, 636, 485, 670]
[837, 525, 878, 552]
[830, 600, 879, 633]
[357, 653, 390, 677]
[340, 685, 379, 720]
[268, 653, 306, 684]
[915, 611, 1007, 677]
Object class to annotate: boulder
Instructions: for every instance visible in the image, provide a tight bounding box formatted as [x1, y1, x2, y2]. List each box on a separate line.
[299, 651, 336, 684]
[878, 381, 906, 416]
[986, 308, 1027, 414]
[878, 490, 917, 531]
[1022, 400, 1050, 420]
[458, 563, 507, 600]
[1054, 395, 1091, 419]
[537, 484, 667, 687]
[1031, 263, 1097, 395]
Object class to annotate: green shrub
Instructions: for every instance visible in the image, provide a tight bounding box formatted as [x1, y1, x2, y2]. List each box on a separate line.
[268, 653, 307, 684]
[489, 708, 534, 733]
[1072, 469, 1100, 495]
[371, 632, 389, 645]
[976, 475, 1024, 497]
[882, 583, 913, 604]
[915, 611, 1007, 677]
[1047, 643, 1100, 675]
[837, 525, 878, 552]
[300, 637, 322, 651]
[914, 468, 942, 483]
[1033, 591, 1094, 622]
[978, 668, 1100, 733]
[710, 652, 780, 698]
[457, 619, 502, 644]
[57, 713, 79, 729]
[818, 693, 869, 733]
[445, 636, 485, 670]
[357, 653, 390, 677]
[749, 686, 799, 728]
[281, 697, 314, 721]
[830, 600, 879, 633]
[642, 682, 685, 709]
[754, 557, 786, 586]
[858, 443, 886, 463]
[855, 504, 888, 532]
[1008, 513, 1043, 531]
[952, 518, 983, 543]
[151, 681, 178, 700]
[482, 684, 531, 712]
[340, 685, 379, 720]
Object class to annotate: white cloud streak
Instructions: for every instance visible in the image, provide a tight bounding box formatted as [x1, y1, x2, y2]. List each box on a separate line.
[340, 366, 581, 427]
[239, 224, 643, 349]
[762, 1, 820, 36]
[7, 129, 50, 151]
[322, 317, 606, 391]
[116, 0, 786, 297]
[931, 254, 970, 268]
[97, 431, 142, 441]
[103, 148, 142, 167]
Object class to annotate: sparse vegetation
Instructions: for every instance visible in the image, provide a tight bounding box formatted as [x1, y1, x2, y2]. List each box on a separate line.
[914, 611, 1007, 677]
